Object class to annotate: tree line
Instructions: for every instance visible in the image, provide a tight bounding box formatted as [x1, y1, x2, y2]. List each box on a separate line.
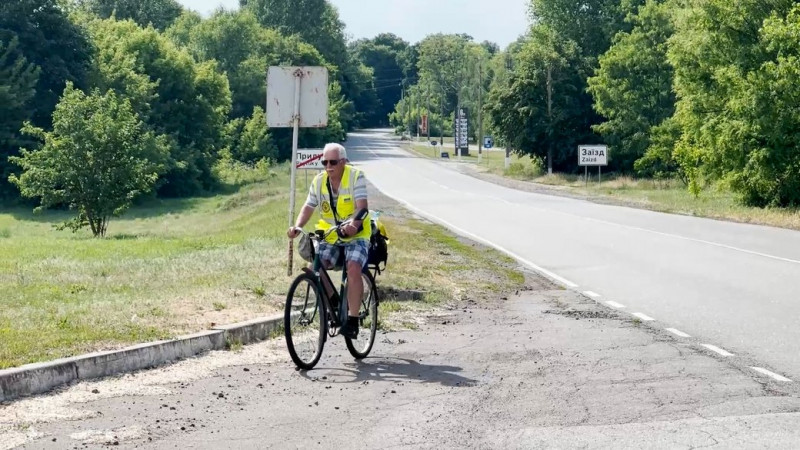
[0, 0, 419, 235]
[396, 0, 800, 208]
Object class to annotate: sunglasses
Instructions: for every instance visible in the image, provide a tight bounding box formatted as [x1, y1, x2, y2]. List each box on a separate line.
[321, 159, 341, 166]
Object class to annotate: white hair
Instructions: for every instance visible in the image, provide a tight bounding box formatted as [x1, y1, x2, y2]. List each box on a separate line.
[323, 143, 347, 160]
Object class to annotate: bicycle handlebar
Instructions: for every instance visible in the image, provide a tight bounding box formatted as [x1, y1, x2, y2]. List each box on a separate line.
[293, 224, 344, 243]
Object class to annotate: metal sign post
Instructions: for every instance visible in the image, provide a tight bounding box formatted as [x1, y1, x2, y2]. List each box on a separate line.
[287, 70, 302, 275]
[266, 66, 328, 276]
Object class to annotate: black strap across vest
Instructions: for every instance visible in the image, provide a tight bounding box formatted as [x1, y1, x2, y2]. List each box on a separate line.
[326, 176, 342, 225]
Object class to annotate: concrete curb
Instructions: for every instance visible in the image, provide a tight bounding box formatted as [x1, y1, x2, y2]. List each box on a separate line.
[0, 314, 283, 403]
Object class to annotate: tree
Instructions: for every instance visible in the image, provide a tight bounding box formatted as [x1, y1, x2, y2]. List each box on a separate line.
[171, 10, 326, 119]
[240, 0, 347, 67]
[78, 0, 183, 30]
[408, 34, 490, 147]
[0, 0, 92, 129]
[162, 9, 202, 48]
[529, 0, 643, 63]
[480, 40, 501, 56]
[486, 0, 645, 172]
[350, 34, 414, 126]
[10, 84, 168, 237]
[0, 37, 40, 200]
[228, 106, 277, 164]
[732, 4, 800, 206]
[241, 0, 368, 129]
[485, 25, 592, 171]
[668, 0, 797, 205]
[86, 18, 232, 197]
[587, 0, 676, 173]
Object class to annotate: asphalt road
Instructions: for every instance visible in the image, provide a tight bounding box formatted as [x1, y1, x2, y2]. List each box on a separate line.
[3, 130, 800, 448]
[347, 130, 800, 382]
[7, 282, 800, 448]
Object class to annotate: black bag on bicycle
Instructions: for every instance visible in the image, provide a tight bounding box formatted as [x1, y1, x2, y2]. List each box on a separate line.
[367, 218, 389, 272]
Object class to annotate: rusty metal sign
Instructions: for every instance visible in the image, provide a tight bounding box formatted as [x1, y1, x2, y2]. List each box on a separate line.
[266, 66, 329, 128]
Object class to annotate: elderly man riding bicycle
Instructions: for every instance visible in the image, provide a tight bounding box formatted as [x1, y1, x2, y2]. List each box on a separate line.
[287, 143, 370, 339]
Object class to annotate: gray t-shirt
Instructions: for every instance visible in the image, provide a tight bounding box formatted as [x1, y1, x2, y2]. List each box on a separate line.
[305, 170, 367, 208]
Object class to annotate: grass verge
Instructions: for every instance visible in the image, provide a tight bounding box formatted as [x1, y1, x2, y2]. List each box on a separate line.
[0, 163, 524, 369]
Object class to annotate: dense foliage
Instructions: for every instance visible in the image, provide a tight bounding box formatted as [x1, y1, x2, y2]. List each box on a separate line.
[5, 0, 800, 224]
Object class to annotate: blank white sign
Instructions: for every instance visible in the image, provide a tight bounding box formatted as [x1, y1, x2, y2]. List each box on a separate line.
[266, 66, 329, 128]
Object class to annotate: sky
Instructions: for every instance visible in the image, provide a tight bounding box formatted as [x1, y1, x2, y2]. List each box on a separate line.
[175, 0, 530, 48]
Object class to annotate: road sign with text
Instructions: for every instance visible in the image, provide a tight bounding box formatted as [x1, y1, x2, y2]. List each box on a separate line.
[578, 145, 608, 166]
[454, 107, 469, 154]
[296, 149, 324, 170]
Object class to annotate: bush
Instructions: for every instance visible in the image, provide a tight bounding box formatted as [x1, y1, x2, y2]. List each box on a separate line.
[213, 151, 275, 187]
[505, 157, 545, 179]
[10, 84, 168, 237]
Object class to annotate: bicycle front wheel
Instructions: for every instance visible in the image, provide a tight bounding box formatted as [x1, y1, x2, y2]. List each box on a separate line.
[285, 273, 326, 370]
[344, 270, 378, 359]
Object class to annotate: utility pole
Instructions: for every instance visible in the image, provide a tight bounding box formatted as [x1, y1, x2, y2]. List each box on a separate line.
[439, 86, 444, 147]
[546, 65, 553, 175]
[426, 84, 431, 143]
[400, 81, 405, 137]
[407, 86, 412, 139]
[478, 64, 483, 163]
[415, 89, 420, 141]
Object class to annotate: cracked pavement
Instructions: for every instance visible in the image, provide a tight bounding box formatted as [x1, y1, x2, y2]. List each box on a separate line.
[2, 270, 800, 449]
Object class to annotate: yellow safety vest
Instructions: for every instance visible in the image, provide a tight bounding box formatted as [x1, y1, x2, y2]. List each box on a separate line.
[311, 165, 372, 244]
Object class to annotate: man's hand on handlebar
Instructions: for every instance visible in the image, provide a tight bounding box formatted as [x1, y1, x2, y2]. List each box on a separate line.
[289, 221, 358, 240]
[340, 221, 359, 237]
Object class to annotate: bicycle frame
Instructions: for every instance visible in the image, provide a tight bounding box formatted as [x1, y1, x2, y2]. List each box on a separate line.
[298, 227, 379, 338]
[303, 230, 350, 338]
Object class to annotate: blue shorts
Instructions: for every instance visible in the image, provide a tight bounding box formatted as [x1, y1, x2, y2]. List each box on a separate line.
[318, 239, 369, 270]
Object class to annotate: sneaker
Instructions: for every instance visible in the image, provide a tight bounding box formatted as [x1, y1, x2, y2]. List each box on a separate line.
[340, 316, 359, 339]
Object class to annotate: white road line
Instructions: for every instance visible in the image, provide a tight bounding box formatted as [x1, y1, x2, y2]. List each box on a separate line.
[632, 312, 654, 321]
[583, 291, 601, 298]
[702, 344, 734, 357]
[606, 301, 625, 308]
[370, 186, 579, 288]
[751, 367, 792, 382]
[665, 328, 691, 338]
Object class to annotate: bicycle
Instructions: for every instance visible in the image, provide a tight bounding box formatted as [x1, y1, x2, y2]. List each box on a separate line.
[284, 226, 379, 370]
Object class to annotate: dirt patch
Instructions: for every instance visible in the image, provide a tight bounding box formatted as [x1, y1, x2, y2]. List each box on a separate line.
[154, 290, 284, 335]
[543, 308, 622, 320]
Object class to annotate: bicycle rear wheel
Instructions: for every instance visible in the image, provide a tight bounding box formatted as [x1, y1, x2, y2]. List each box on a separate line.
[285, 273, 326, 370]
[344, 271, 378, 359]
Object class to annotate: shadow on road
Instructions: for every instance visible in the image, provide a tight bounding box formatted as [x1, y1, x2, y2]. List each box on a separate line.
[299, 356, 477, 387]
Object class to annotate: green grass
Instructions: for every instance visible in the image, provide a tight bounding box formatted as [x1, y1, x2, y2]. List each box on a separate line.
[525, 174, 800, 230]
[0, 161, 525, 369]
[0, 164, 298, 368]
[377, 219, 522, 306]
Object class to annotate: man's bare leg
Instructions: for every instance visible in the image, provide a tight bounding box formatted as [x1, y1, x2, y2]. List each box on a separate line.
[346, 261, 363, 317]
